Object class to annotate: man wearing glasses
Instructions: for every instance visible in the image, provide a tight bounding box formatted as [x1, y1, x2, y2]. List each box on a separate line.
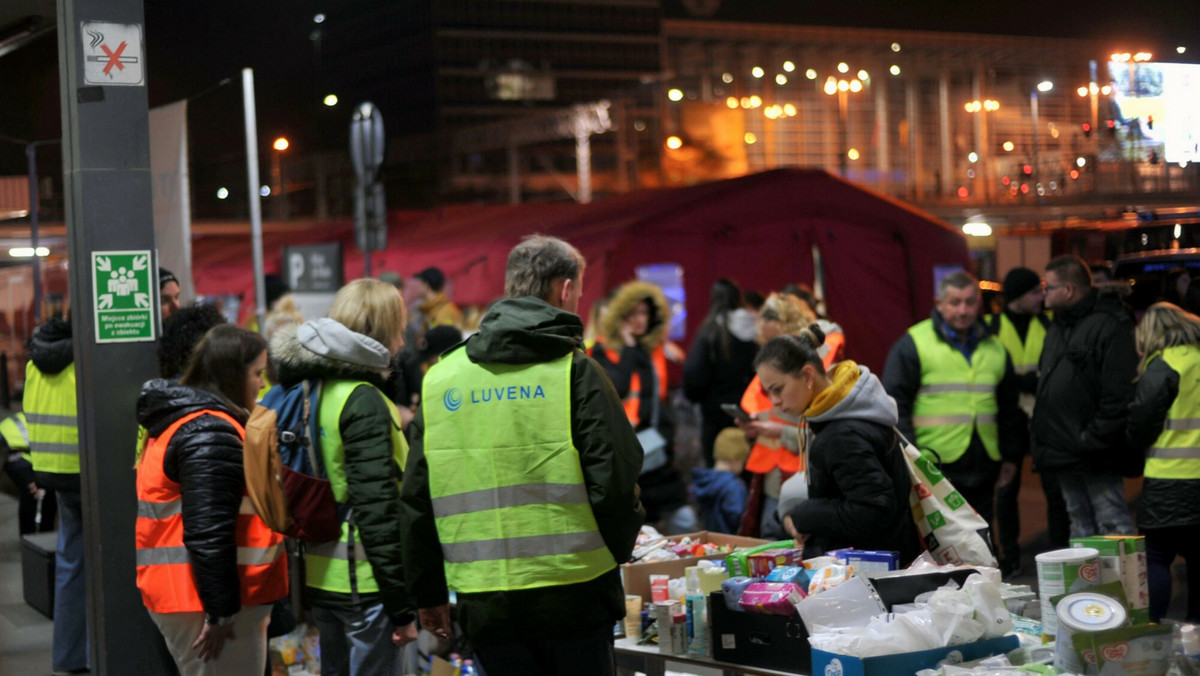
[1032, 255, 1138, 538]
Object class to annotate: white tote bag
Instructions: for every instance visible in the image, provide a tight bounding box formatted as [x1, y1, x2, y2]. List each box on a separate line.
[897, 430, 998, 568]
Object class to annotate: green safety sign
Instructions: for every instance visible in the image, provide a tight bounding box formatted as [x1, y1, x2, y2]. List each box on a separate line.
[92, 250, 156, 343]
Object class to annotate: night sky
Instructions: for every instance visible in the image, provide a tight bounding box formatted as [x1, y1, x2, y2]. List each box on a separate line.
[1, 0, 1196, 176]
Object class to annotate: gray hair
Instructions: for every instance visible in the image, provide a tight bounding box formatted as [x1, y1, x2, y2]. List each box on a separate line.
[938, 270, 979, 299]
[505, 235, 585, 301]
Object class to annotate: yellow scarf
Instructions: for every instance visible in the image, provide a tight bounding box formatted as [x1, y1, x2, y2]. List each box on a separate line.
[804, 360, 860, 419]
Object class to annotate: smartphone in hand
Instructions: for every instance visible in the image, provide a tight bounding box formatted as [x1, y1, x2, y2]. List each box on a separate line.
[721, 403, 752, 422]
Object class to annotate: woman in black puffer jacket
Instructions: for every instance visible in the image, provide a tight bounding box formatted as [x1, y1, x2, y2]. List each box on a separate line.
[1127, 302, 1200, 623]
[136, 326, 288, 674]
[758, 326, 920, 565]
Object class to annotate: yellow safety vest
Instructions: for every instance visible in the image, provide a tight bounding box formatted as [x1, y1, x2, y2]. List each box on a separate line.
[989, 313, 1046, 376]
[25, 361, 80, 475]
[0, 412, 30, 451]
[422, 348, 616, 594]
[304, 379, 408, 595]
[908, 319, 1006, 464]
[989, 312, 1046, 415]
[1145, 346, 1200, 480]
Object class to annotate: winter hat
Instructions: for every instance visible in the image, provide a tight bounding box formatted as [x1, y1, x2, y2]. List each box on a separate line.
[1002, 267, 1041, 302]
[713, 427, 750, 463]
[420, 325, 463, 362]
[415, 267, 446, 292]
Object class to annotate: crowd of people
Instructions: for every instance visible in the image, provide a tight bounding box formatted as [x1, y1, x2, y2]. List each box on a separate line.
[6, 243, 1200, 675]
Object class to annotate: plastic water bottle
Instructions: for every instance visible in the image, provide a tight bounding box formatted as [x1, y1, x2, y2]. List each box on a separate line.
[448, 653, 463, 676]
[460, 659, 477, 676]
[1181, 624, 1200, 659]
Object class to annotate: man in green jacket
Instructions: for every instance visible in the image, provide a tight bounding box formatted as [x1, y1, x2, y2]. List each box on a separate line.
[400, 235, 645, 676]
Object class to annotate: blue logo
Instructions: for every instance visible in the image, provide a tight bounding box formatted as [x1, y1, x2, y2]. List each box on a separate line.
[444, 388, 463, 412]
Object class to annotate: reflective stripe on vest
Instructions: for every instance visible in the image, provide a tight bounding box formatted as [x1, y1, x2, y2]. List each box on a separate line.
[303, 379, 408, 596]
[1146, 346, 1200, 480]
[0, 413, 30, 451]
[741, 374, 802, 474]
[990, 313, 1046, 375]
[596, 341, 669, 427]
[422, 348, 617, 594]
[135, 409, 288, 614]
[908, 319, 1006, 464]
[25, 361, 80, 474]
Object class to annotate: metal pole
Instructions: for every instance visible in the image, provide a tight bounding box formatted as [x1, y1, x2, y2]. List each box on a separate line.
[575, 115, 592, 204]
[838, 90, 848, 177]
[57, 0, 176, 671]
[243, 68, 267, 332]
[26, 143, 42, 323]
[1031, 90, 1042, 205]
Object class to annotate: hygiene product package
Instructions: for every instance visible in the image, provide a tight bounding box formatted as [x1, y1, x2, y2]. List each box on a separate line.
[738, 581, 806, 616]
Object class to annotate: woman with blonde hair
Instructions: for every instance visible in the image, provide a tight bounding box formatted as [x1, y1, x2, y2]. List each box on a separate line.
[1127, 302, 1200, 623]
[269, 278, 417, 675]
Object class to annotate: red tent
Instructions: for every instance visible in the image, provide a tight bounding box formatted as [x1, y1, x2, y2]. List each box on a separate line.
[192, 169, 969, 371]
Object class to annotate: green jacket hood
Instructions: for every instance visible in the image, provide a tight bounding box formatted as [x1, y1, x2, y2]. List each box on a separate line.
[465, 297, 584, 364]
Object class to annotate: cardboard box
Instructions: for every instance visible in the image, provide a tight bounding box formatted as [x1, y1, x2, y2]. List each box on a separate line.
[1071, 535, 1150, 624]
[710, 591, 810, 673]
[21, 531, 56, 620]
[811, 635, 1019, 676]
[621, 531, 767, 603]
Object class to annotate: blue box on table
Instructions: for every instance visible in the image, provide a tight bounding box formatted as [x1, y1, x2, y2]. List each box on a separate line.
[811, 635, 1019, 676]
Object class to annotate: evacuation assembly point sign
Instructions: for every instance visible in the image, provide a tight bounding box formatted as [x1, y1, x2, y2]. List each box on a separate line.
[92, 251, 155, 343]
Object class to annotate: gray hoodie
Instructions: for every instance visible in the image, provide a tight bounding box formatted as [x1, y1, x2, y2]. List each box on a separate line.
[778, 365, 897, 516]
[806, 365, 898, 428]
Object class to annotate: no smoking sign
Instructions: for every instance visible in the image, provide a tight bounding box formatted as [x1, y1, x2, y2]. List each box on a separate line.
[81, 22, 143, 86]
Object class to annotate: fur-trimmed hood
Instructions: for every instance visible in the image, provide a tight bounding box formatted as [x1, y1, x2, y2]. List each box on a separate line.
[269, 319, 391, 388]
[600, 281, 671, 351]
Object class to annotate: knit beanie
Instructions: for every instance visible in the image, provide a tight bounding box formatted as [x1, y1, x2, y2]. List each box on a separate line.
[1002, 267, 1041, 302]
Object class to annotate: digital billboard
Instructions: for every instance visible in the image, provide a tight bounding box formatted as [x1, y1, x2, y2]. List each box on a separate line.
[1107, 61, 1200, 164]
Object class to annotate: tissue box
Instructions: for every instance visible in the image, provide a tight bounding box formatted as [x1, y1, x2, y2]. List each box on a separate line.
[840, 550, 900, 575]
[810, 634, 1019, 676]
[710, 592, 810, 673]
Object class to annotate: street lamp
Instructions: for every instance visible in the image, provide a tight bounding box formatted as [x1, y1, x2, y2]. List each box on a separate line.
[272, 136, 289, 220]
[1030, 81, 1052, 203]
[824, 75, 864, 176]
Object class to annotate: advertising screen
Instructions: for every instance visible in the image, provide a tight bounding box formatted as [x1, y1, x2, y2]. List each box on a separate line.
[1107, 61, 1200, 164]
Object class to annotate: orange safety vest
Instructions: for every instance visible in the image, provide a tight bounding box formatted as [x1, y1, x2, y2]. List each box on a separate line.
[136, 410, 288, 614]
[741, 375, 805, 474]
[821, 331, 845, 370]
[596, 341, 669, 427]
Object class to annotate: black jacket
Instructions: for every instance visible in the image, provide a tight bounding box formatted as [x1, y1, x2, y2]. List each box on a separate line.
[136, 380, 253, 619]
[271, 324, 414, 626]
[27, 317, 78, 491]
[682, 316, 759, 461]
[787, 365, 922, 565]
[1031, 289, 1138, 474]
[400, 296, 645, 646]
[590, 343, 690, 522]
[1127, 353, 1200, 528]
[882, 311, 1023, 486]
